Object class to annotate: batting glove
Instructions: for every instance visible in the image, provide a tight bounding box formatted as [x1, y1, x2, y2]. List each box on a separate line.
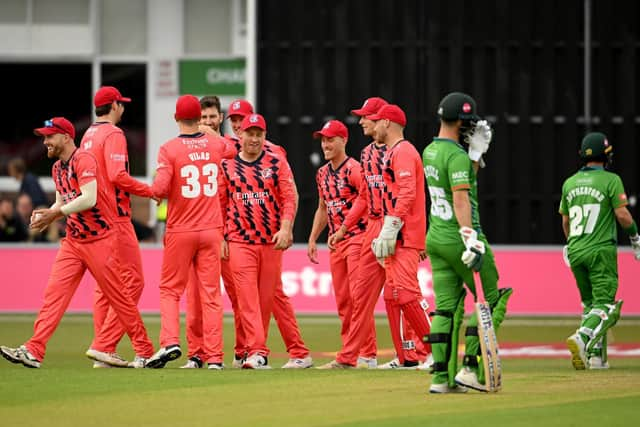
[562, 245, 571, 267]
[459, 226, 485, 271]
[466, 120, 492, 162]
[372, 215, 403, 259]
[630, 234, 640, 260]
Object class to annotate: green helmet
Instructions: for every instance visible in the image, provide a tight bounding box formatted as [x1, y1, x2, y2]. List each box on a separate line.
[579, 132, 613, 162]
[437, 92, 479, 121]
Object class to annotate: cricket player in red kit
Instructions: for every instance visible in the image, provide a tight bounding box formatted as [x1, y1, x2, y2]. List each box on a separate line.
[1, 117, 154, 368]
[145, 95, 226, 369]
[307, 120, 377, 361]
[215, 100, 311, 369]
[80, 86, 156, 368]
[219, 113, 297, 369]
[368, 104, 432, 367]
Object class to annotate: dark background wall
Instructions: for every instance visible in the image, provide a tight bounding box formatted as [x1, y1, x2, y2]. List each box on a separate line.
[257, 0, 640, 244]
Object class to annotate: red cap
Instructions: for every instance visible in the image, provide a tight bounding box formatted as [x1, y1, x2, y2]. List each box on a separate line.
[227, 99, 254, 119]
[367, 104, 407, 127]
[313, 120, 348, 139]
[241, 114, 267, 131]
[174, 95, 202, 120]
[94, 86, 131, 107]
[350, 97, 388, 116]
[33, 117, 76, 139]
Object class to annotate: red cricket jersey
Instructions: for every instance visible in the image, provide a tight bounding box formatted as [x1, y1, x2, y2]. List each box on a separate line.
[79, 122, 152, 221]
[52, 149, 113, 241]
[341, 142, 386, 229]
[220, 150, 296, 244]
[381, 140, 426, 250]
[316, 157, 367, 238]
[151, 132, 225, 232]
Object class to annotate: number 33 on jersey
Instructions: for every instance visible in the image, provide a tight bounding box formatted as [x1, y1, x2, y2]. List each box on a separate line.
[151, 134, 225, 232]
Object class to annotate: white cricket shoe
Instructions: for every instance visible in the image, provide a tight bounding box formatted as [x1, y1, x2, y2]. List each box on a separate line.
[128, 355, 148, 369]
[282, 356, 313, 369]
[455, 366, 486, 392]
[145, 345, 182, 369]
[429, 382, 468, 394]
[180, 356, 203, 369]
[377, 357, 417, 370]
[1, 345, 41, 368]
[242, 353, 271, 369]
[417, 354, 434, 371]
[85, 349, 129, 368]
[232, 354, 246, 369]
[208, 363, 224, 370]
[566, 333, 587, 370]
[588, 356, 610, 370]
[356, 356, 377, 369]
[93, 361, 112, 368]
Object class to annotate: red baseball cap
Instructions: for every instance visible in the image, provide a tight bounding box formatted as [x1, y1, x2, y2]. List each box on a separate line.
[350, 97, 388, 116]
[241, 113, 267, 131]
[367, 104, 407, 127]
[33, 117, 76, 139]
[227, 99, 254, 119]
[174, 95, 202, 120]
[94, 86, 131, 107]
[313, 120, 348, 139]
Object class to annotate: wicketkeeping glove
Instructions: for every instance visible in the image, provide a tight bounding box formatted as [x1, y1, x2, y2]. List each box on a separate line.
[372, 215, 404, 259]
[465, 120, 493, 162]
[630, 234, 640, 260]
[562, 245, 571, 267]
[459, 226, 485, 271]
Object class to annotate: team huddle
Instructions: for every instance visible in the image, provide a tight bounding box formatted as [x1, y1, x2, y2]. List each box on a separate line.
[1, 87, 639, 394]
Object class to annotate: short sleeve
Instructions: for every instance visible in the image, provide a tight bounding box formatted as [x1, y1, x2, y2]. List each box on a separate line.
[448, 152, 472, 191]
[610, 174, 629, 209]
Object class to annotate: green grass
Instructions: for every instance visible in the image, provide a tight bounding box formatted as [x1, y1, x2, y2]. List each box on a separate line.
[1, 314, 638, 427]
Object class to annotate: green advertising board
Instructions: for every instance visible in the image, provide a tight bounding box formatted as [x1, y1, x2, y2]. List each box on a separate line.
[179, 59, 245, 95]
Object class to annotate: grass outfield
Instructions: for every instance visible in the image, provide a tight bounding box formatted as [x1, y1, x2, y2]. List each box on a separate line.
[1, 314, 638, 427]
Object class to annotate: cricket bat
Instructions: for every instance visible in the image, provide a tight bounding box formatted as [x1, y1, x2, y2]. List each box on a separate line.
[474, 273, 502, 392]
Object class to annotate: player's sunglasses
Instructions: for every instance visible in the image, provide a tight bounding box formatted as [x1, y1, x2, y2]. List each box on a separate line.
[43, 119, 67, 133]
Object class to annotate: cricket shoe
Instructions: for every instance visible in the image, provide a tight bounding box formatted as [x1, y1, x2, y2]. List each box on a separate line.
[588, 356, 610, 370]
[232, 353, 246, 369]
[282, 356, 313, 369]
[242, 353, 271, 369]
[316, 360, 353, 369]
[1, 345, 41, 368]
[378, 357, 419, 370]
[455, 367, 486, 392]
[128, 355, 148, 368]
[417, 354, 434, 371]
[93, 361, 112, 368]
[145, 345, 182, 369]
[429, 382, 468, 394]
[566, 333, 587, 370]
[85, 349, 129, 368]
[180, 356, 203, 369]
[208, 363, 225, 370]
[356, 356, 377, 369]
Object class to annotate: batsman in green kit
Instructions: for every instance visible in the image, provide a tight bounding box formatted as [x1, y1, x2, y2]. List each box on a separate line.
[560, 132, 640, 370]
[422, 93, 512, 393]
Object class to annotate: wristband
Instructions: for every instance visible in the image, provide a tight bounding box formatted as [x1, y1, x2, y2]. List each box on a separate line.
[624, 221, 638, 236]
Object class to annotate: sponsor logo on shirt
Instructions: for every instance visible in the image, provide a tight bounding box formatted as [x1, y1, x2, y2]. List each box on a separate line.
[110, 153, 126, 162]
[398, 170, 412, 178]
[83, 140, 92, 149]
[452, 171, 468, 181]
[261, 168, 273, 179]
[82, 170, 95, 177]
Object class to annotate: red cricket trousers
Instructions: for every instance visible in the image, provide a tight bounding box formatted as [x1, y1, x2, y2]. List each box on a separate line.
[329, 234, 376, 358]
[91, 220, 145, 353]
[227, 242, 280, 357]
[336, 218, 384, 365]
[159, 228, 223, 363]
[25, 233, 154, 360]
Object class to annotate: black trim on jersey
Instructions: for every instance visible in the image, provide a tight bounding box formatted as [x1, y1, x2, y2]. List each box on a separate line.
[329, 156, 351, 174]
[236, 149, 266, 166]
